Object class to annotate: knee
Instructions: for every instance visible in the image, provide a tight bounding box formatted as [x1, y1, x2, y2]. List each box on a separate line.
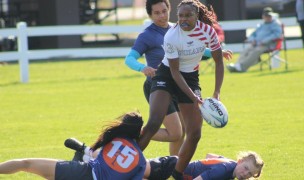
[180, 133, 186, 142]
[171, 128, 184, 142]
[177, 130, 184, 141]
[145, 118, 163, 135]
[166, 123, 183, 142]
[166, 131, 182, 142]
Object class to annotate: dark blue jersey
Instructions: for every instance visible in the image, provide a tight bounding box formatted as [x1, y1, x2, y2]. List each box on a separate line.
[183, 158, 237, 180]
[132, 23, 171, 70]
[89, 137, 146, 180]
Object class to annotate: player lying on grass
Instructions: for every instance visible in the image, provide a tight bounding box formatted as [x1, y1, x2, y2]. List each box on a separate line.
[0, 112, 146, 180]
[65, 138, 264, 180]
[145, 152, 264, 180]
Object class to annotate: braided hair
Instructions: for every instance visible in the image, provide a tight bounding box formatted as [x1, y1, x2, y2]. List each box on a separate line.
[177, 0, 216, 27]
[90, 111, 144, 151]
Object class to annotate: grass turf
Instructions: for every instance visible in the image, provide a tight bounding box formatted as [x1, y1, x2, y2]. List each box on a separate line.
[0, 49, 303, 179]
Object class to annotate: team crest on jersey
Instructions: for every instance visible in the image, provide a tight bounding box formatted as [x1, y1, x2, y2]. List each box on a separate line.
[156, 81, 166, 87]
[165, 43, 174, 54]
[187, 41, 194, 47]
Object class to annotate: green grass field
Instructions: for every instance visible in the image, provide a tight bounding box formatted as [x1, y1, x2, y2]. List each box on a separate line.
[0, 49, 304, 179]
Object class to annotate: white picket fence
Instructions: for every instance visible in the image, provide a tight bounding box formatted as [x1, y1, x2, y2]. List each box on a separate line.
[0, 17, 302, 83]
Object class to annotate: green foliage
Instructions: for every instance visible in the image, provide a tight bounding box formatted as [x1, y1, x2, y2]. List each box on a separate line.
[0, 49, 304, 179]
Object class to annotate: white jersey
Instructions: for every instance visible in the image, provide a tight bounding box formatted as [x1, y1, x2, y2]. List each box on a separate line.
[162, 20, 221, 72]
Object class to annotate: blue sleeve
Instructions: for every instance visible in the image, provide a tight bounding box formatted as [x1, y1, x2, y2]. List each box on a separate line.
[203, 48, 212, 58]
[125, 49, 146, 72]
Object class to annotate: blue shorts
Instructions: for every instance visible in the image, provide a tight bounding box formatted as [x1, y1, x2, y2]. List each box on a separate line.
[55, 161, 93, 180]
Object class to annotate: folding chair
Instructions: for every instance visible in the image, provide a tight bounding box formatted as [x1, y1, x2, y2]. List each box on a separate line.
[259, 24, 288, 71]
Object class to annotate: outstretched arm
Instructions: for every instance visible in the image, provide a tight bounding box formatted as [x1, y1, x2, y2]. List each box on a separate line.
[0, 158, 58, 179]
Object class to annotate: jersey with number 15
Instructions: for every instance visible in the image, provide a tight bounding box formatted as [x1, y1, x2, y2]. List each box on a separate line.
[89, 137, 146, 180]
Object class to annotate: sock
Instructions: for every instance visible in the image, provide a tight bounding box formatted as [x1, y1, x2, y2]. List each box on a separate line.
[84, 147, 92, 155]
[82, 154, 92, 163]
[172, 169, 183, 180]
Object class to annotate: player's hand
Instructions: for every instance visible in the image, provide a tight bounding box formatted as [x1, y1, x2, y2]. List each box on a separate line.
[142, 67, 157, 77]
[222, 49, 233, 60]
[192, 95, 203, 104]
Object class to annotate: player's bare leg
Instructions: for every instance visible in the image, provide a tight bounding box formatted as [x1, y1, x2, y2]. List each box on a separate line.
[168, 112, 185, 155]
[151, 111, 184, 155]
[174, 103, 202, 173]
[138, 90, 171, 151]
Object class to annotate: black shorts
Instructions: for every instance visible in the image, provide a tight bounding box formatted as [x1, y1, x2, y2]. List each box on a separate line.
[151, 63, 201, 103]
[55, 161, 93, 180]
[144, 79, 179, 115]
[148, 156, 178, 180]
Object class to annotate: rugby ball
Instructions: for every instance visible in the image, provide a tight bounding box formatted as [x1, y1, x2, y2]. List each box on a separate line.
[200, 98, 228, 128]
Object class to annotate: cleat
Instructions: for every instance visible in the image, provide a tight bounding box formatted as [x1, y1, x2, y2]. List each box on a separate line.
[149, 156, 178, 180]
[72, 151, 84, 162]
[64, 138, 86, 153]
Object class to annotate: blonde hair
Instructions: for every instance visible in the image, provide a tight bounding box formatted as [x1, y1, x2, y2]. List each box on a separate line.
[237, 151, 264, 179]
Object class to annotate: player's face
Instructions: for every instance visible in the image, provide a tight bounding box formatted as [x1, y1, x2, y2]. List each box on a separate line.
[234, 159, 259, 180]
[177, 4, 198, 31]
[262, 14, 273, 23]
[150, 2, 170, 28]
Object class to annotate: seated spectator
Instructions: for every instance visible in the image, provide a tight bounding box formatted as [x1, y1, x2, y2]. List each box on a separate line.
[263, 7, 279, 20]
[226, 8, 282, 73]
